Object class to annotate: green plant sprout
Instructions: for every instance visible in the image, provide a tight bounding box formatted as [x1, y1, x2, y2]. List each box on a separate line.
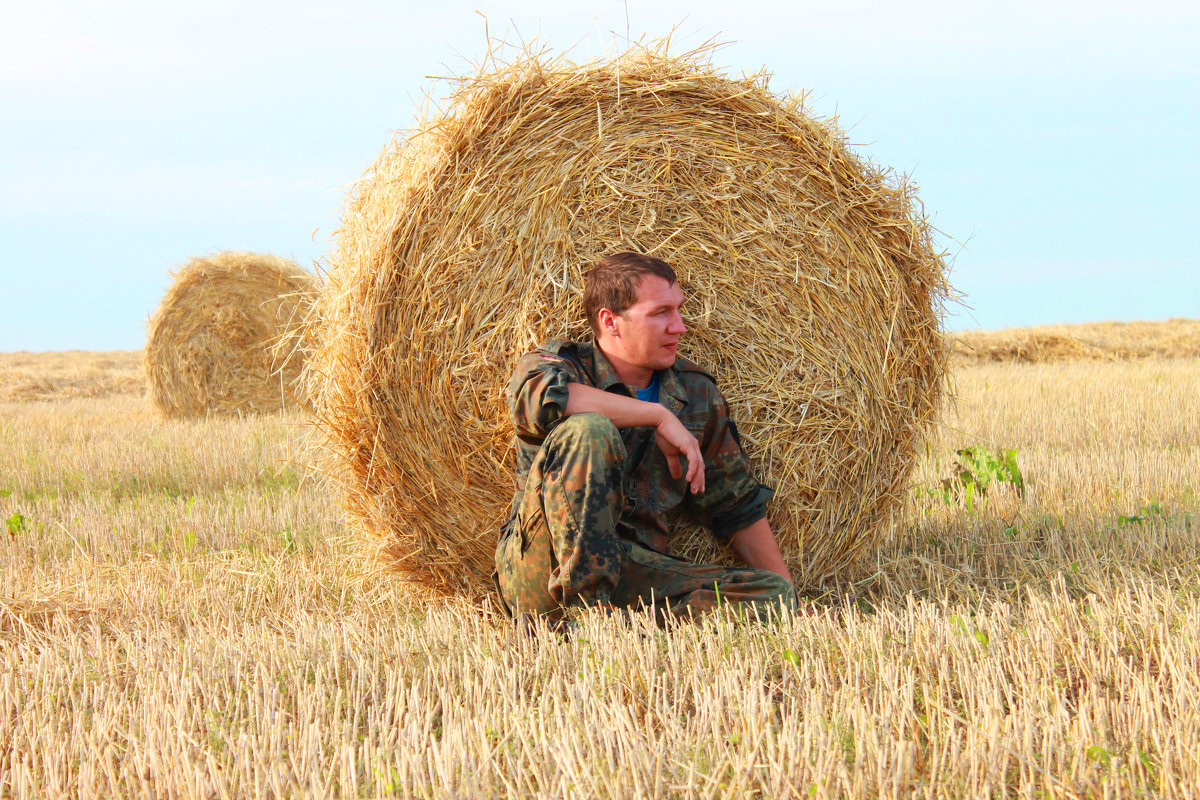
[921, 446, 1025, 510]
[6, 511, 26, 538]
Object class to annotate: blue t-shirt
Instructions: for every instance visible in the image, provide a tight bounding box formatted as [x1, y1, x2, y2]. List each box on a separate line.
[635, 372, 661, 403]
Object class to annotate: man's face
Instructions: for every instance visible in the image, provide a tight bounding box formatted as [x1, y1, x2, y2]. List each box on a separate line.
[607, 275, 688, 371]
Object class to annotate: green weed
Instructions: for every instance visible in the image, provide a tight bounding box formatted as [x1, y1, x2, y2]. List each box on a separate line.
[6, 511, 26, 538]
[925, 445, 1025, 510]
[1118, 500, 1166, 526]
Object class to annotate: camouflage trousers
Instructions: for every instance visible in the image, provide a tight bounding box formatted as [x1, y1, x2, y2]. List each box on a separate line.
[494, 413, 796, 622]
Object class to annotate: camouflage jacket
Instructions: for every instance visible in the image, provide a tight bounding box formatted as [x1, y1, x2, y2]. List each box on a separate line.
[505, 339, 773, 552]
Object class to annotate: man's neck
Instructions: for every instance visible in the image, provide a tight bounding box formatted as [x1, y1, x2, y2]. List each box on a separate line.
[596, 342, 655, 390]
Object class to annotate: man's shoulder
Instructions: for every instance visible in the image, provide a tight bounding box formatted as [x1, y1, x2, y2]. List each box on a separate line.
[512, 339, 594, 376]
[537, 338, 591, 359]
[527, 339, 594, 369]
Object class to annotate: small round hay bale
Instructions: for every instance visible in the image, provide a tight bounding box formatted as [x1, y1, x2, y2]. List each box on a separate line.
[145, 251, 314, 417]
[308, 47, 952, 599]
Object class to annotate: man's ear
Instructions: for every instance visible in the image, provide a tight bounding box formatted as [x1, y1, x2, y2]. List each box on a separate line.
[597, 307, 619, 337]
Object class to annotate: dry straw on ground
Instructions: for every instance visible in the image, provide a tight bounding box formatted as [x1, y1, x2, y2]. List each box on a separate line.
[952, 318, 1200, 363]
[307, 44, 951, 599]
[145, 252, 314, 418]
[0, 351, 144, 402]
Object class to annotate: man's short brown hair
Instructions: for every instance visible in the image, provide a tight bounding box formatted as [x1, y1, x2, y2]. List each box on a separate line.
[583, 252, 678, 336]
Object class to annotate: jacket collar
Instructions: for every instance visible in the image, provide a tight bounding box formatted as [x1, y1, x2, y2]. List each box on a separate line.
[590, 342, 689, 416]
[589, 343, 628, 393]
[657, 363, 690, 416]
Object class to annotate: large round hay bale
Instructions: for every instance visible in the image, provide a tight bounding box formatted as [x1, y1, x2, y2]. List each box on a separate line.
[145, 251, 314, 417]
[308, 47, 951, 599]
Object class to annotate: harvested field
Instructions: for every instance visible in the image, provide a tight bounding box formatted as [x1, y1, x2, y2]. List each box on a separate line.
[952, 317, 1200, 363]
[2, 339, 1199, 797]
[0, 350, 144, 402]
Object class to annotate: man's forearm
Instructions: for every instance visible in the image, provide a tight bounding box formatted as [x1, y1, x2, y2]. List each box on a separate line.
[565, 382, 664, 428]
[729, 517, 793, 582]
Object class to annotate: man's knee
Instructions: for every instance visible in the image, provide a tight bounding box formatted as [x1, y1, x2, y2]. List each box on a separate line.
[543, 413, 624, 461]
[730, 568, 798, 615]
[763, 572, 798, 611]
[547, 412, 620, 445]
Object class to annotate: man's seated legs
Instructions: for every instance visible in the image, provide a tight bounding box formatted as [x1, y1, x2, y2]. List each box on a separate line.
[494, 412, 797, 623]
[495, 412, 629, 617]
[612, 542, 797, 623]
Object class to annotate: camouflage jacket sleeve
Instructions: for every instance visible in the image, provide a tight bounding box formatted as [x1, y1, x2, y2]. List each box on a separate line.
[683, 383, 774, 543]
[505, 342, 588, 445]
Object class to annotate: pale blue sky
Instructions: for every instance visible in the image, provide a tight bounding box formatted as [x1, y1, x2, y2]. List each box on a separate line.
[2, 0, 1196, 351]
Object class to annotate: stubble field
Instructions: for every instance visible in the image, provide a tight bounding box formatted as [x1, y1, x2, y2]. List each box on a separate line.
[2, 338, 1199, 798]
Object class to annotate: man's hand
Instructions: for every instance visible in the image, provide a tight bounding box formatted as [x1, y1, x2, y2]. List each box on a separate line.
[653, 410, 705, 495]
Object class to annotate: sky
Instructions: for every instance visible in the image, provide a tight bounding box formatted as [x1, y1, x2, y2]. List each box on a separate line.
[1, 0, 1196, 351]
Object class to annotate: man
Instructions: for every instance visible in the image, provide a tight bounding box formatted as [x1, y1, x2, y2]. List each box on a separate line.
[494, 252, 796, 623]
